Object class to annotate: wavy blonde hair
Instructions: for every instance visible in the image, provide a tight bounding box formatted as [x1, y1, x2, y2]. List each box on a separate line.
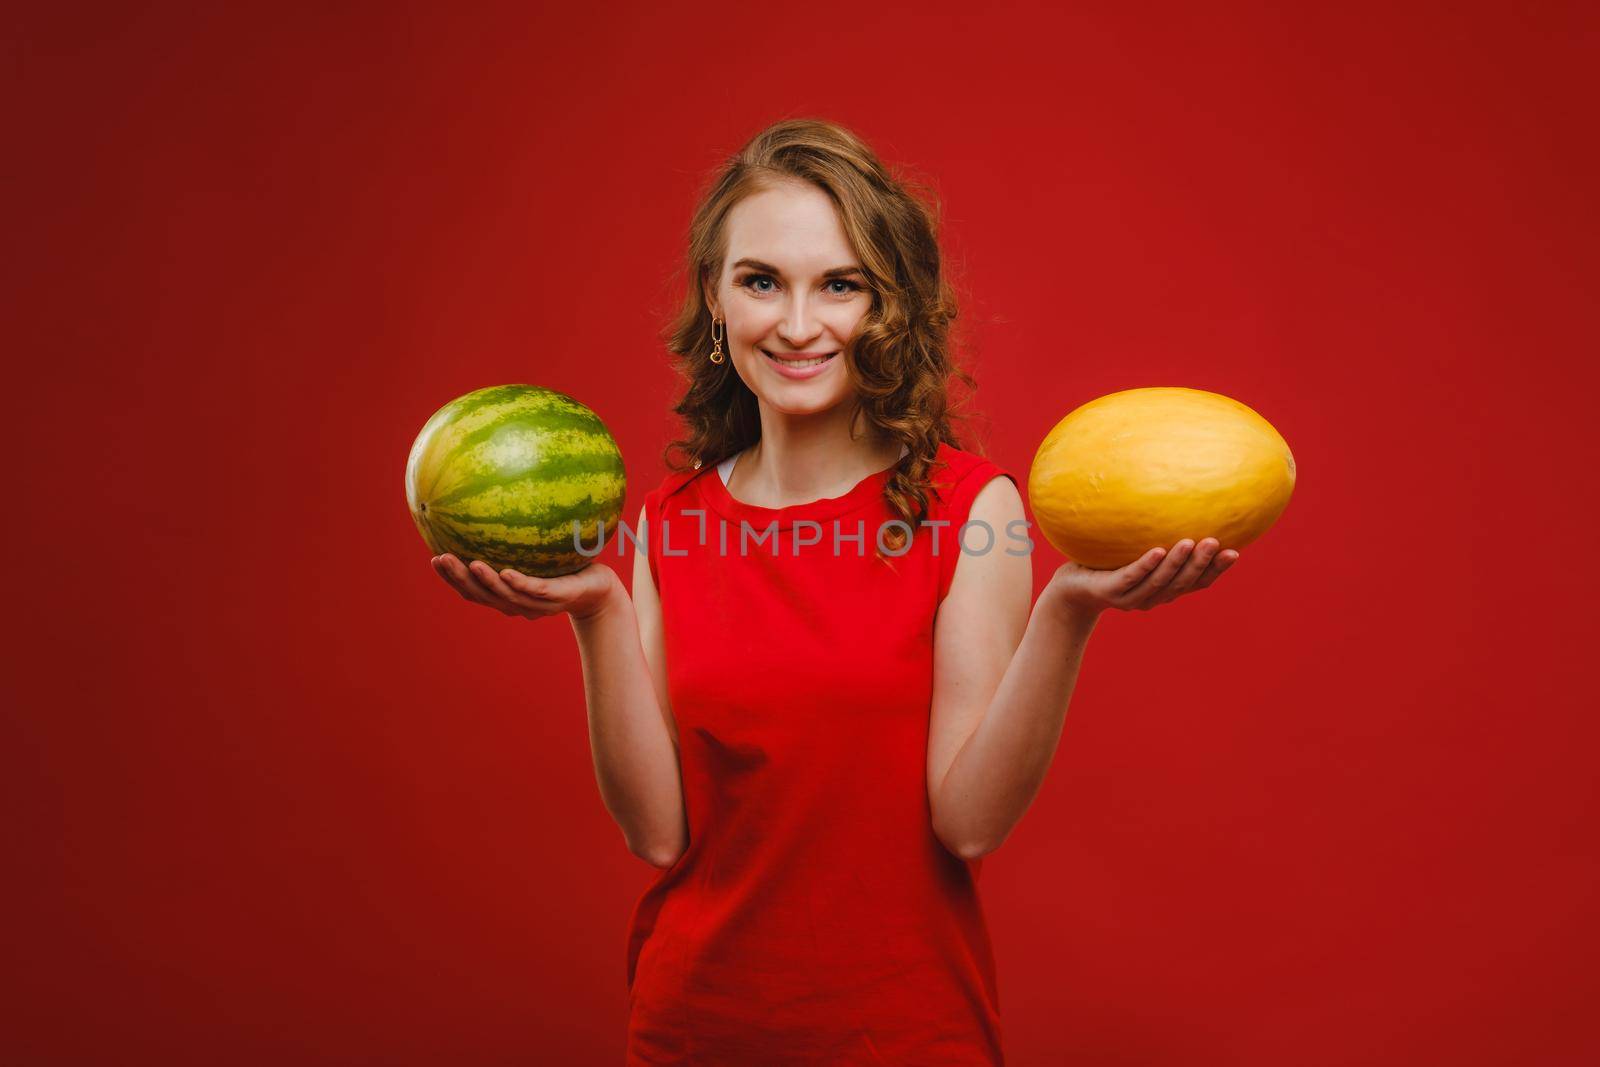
[659, 117, 989, 552]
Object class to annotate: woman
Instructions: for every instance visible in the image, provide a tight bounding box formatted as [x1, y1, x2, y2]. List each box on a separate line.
[431, 119, 1238, 1065]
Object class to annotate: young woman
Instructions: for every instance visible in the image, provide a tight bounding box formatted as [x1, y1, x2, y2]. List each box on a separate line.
[431, 119, 1238, 1065]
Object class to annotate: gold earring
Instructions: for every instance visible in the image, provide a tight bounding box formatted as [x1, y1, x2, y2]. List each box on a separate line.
[709, 317, 725, 364]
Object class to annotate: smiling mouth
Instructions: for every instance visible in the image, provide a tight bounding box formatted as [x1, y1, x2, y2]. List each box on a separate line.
[762, 349, 838, 367]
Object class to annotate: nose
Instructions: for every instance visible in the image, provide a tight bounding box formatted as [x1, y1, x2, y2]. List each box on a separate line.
[776, 290, 823, 348]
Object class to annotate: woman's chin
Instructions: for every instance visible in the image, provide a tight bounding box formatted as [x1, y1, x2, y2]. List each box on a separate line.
[758, 390, 845, 417]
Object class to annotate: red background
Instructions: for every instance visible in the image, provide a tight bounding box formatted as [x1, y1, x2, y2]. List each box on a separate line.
[8, 3, 1597, 1063]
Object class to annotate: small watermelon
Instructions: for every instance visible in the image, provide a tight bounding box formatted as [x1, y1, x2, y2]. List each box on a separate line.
[405, 384, 626, 577]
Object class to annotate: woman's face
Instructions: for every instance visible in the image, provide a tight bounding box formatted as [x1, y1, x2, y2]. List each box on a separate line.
[705, 181, 872, 416]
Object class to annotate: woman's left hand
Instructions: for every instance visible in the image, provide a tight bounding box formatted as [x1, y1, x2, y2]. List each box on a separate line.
[1047, 538, 1239, 618]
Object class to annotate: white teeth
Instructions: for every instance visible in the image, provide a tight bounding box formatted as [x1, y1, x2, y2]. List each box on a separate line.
[764, 351, 835, 368]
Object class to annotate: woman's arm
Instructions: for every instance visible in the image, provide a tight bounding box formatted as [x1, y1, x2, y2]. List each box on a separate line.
[565, 505, 687, 867]
[928, 479, 1240, 860]
[927, 477, 1094, 860]
[930, 600, 1098, 861]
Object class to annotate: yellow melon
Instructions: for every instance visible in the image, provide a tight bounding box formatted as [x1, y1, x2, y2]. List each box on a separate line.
[1028, 387, 1296, 569]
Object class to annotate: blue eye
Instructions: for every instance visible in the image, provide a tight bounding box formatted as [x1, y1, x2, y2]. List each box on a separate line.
[736, 273, 865, 296]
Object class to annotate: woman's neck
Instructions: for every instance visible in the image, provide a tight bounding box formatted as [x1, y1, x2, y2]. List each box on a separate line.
[730, 412, 902, 509]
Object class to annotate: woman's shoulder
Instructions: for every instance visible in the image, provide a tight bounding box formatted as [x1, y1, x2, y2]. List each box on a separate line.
[643, 462, 714, 514]
[929, 440, 1014, 504]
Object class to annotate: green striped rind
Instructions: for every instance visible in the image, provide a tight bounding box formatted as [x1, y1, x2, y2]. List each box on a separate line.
[429, 426, 621, 505]
[405, 385, 626, 576]
[409, 385, 608, 497]
[420, 514, 619, 577]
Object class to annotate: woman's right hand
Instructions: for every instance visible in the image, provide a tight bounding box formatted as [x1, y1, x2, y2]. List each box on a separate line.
[431, 554, 623, 622]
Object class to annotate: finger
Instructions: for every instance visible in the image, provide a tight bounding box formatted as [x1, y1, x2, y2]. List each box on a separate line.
[1114, 546, 1169, 594]
[470, 561, 555, 613]
[433, 554, 480, 599]
[1120, 540, 1194, 605]
[1193, 549, 1239, 590]
[499, 568, 560, 604]
[439, 555, 503, 607]
[1162, 538, 1220, 600]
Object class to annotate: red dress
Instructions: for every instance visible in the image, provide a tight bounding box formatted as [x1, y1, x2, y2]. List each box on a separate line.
[627, 441, 1017, 1065]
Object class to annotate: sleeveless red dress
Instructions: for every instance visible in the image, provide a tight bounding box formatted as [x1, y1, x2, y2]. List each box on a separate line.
[627, 441, 1017, 1065]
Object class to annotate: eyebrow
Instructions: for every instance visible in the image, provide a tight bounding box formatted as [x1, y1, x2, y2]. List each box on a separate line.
[731, 258, 867, 279]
